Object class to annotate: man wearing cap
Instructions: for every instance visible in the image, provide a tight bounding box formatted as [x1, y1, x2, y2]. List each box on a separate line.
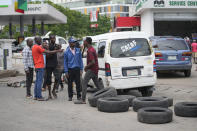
[64, 37, 83, 101]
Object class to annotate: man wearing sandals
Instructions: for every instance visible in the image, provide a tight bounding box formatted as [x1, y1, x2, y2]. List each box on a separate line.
[32, 36, 62, 101]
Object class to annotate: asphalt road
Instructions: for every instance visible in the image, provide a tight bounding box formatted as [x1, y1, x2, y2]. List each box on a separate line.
[0, 66, 197, 131]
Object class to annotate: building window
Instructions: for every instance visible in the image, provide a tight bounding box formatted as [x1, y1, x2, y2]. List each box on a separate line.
[104, 6, 108, 12]
[123, 6, 129, 12]
[115, 5, 120, 12]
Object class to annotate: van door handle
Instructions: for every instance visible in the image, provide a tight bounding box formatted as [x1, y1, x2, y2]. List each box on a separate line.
[129, 57, 136, 61]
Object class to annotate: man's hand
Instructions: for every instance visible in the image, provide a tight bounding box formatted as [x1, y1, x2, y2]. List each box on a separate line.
[58, 49, 64, 52]
[84, 66, 88, 72]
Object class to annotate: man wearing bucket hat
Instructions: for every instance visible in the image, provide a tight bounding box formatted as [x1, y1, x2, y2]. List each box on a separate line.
[64, 37, 83, 101]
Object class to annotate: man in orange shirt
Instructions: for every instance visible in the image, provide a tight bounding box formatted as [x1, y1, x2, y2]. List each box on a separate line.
[32, 36, 62, 101]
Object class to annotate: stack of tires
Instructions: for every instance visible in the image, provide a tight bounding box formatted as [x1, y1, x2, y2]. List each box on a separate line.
[88, 87, 136, 113]
[88, 88, 197, 123]
[133, 96, 173, 124]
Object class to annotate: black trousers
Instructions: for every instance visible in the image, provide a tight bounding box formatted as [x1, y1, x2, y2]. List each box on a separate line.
[68, 68, 81, 99]
[26, 67, 34, 96]
[42, 69, 47, 89]
[54, 68, 64, 90]
[46, 67, 56, 86]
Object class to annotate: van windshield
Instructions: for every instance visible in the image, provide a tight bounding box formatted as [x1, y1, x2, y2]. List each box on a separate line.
[155, 40, 188, 50]
[110, 38, 151, 58]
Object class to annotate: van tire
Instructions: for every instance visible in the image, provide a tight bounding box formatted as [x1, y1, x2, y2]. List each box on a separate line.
[139, 87, 153, 97]
[162, 96, 173, 107]
[117, 95, 136, 107]
[97, 97, 129, 113]
[88, 87, 117, 107]
[133, 97, 169, 112]
[184, 70, 191, 77]
[174, 102, 197, 117]
[138, 107, 173, 124]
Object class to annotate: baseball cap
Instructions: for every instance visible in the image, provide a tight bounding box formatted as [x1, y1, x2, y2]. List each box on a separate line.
[68, 37, 77, 43]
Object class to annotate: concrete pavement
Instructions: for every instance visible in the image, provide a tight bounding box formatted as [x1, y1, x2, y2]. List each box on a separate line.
[0, 66, 197, 131]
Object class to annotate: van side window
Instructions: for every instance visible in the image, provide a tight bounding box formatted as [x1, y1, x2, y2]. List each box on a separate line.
[98, 42, 106, 58]
[59, 38, 66, 45]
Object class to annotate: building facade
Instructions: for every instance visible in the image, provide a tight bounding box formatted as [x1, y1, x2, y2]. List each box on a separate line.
[59, 0, 137, 19]
[131, 0, 197, 37]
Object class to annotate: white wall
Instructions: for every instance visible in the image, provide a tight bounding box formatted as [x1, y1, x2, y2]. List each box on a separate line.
[0, 40, 13, 70]
[141, 9, 154, 36]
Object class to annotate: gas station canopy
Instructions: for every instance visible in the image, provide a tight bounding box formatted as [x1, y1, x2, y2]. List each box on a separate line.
[0, 4, 67, 25]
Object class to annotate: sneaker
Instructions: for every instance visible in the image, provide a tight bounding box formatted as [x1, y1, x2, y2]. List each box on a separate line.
[37, 97, 46, 101]
[33, 97, 37, 100]
[68, 97, 72, 101]
[26, 95, 32, 99]
[74, 99, 86, 104]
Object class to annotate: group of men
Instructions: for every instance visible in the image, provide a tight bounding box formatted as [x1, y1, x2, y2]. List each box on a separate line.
[22, 35, 103, 104]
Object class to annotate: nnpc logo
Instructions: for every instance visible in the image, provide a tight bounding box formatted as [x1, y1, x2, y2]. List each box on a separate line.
[154, 0, 165, 7]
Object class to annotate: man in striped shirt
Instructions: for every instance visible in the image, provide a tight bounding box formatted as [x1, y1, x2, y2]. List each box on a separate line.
[22, 39, 34, 98]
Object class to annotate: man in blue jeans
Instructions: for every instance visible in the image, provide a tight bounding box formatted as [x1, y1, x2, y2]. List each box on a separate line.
[32, 36, 62, 101]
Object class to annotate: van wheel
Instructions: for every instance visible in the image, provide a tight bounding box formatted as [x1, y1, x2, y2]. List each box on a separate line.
[139, 87, 153, 97]
[184, 70, 191, 77]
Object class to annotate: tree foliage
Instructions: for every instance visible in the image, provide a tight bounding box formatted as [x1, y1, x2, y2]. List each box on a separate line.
[0, 1, 111, 39]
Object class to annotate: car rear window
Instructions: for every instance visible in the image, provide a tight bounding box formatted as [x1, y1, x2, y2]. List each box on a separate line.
[110, 38, 151, 58]
[156, 39, 188, 50]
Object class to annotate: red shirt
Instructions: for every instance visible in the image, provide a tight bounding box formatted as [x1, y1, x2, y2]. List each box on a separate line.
[87, 46, 99, 74]
[191, 42, 197, 52]
[32, 44, 45, 68]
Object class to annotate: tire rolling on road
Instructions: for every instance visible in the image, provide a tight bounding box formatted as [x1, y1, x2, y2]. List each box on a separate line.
[133, 97, 169, 112]
[138, 107, 173, 124]
[97, 97, 129, 113]
[88, 87, 117, 107]
[174, 102, 197, 117]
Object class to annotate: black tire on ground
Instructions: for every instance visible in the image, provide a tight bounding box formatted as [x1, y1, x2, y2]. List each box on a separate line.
[88, 87, 117, 107]
[184, 69, 191, 77]
[133, 97, 169, 112]
[162, 96, 173, 107]
[174, 102, 197, 117]
[117, 95, 136, 107]
[97, 97, 129, 113]
[138, 107, 173, 124]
